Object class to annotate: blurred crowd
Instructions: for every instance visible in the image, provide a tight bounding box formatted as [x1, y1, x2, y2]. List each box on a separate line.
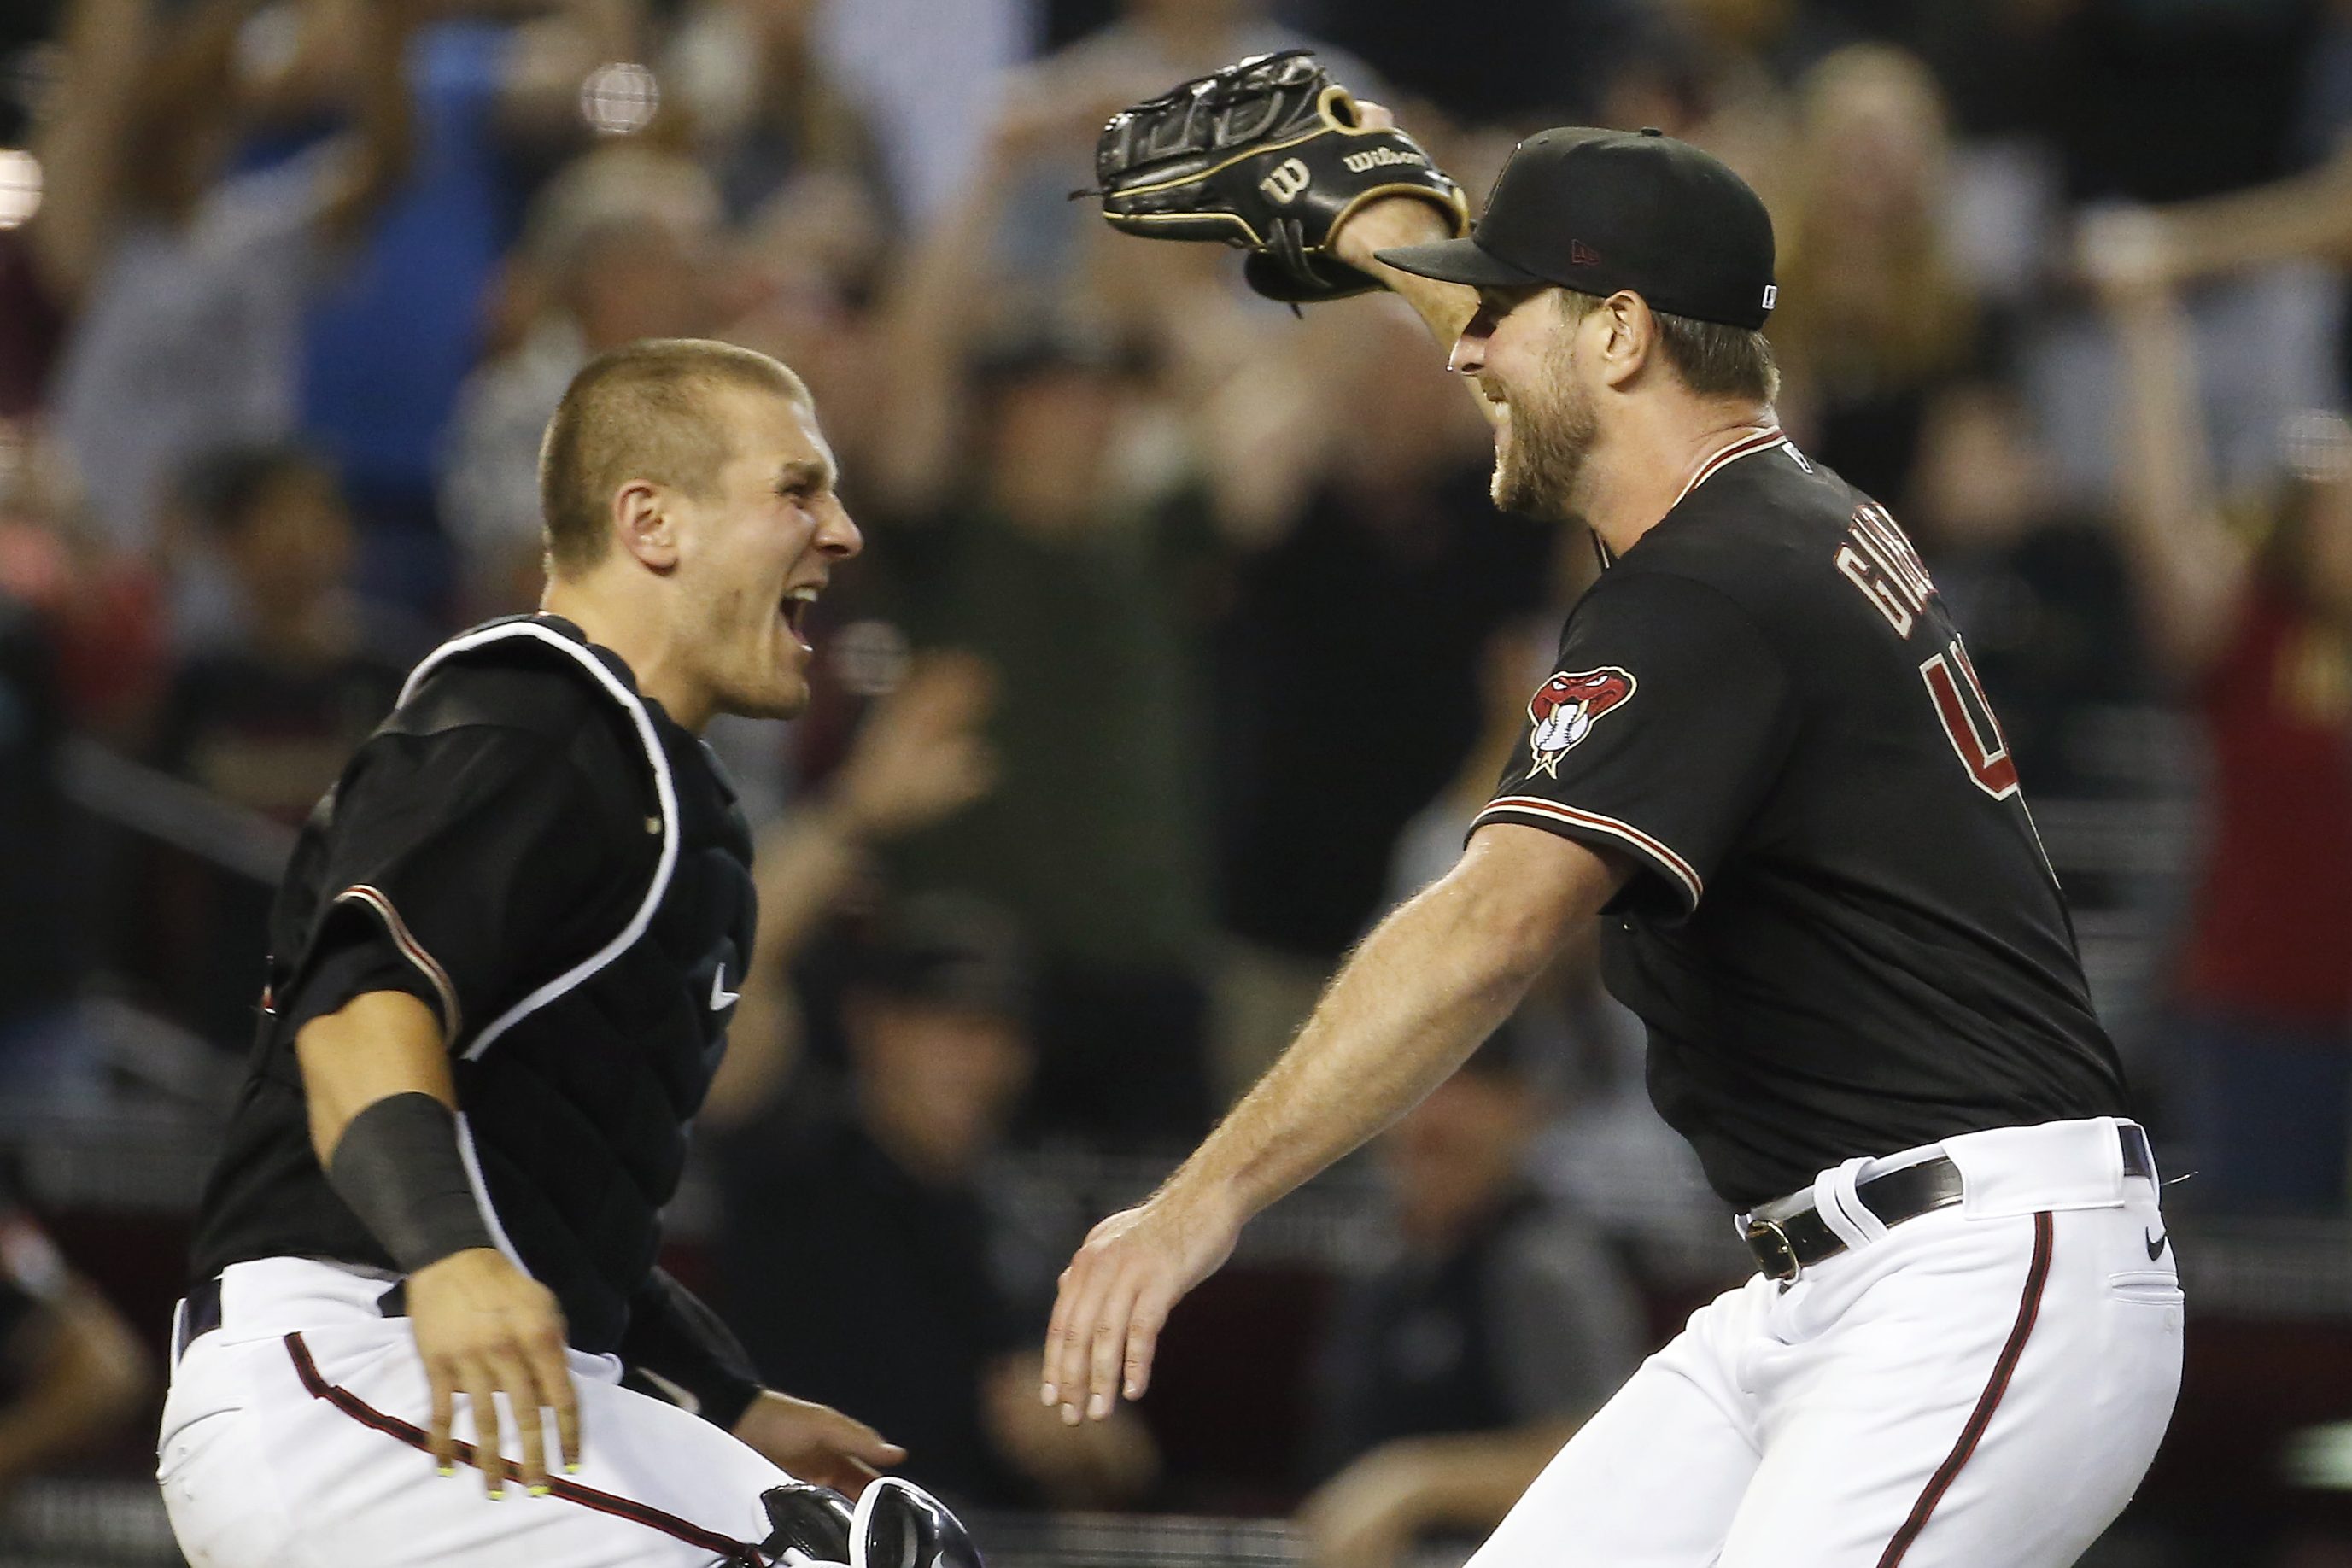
[0, 0, 2349, 1558]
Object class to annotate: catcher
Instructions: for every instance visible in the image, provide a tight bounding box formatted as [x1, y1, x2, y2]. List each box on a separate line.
[160, 337, 987, 1568]
[1052, 53, 2179, 1568]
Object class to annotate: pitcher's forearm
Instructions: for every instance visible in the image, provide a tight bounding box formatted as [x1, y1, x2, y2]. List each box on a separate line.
[1161, 830, 1610, 1219]
[1335, 202, 1480, 349]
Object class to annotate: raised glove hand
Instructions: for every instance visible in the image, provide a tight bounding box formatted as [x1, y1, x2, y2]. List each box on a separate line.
[1088, 50, 1466, 303]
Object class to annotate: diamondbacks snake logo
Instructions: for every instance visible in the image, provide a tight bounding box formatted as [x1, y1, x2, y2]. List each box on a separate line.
[1526, 667, 1636, 778]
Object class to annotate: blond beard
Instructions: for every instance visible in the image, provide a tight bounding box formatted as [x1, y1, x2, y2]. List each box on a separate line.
[1491, 365, 1597, 523]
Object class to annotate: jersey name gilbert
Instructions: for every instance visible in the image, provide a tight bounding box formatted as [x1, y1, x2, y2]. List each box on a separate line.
[1834, 501, 1937, 638]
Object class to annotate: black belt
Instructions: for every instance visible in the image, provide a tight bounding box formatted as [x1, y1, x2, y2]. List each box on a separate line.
[173, 1269, 407, 1361]
[1741, 1123, 2156, 1283]
[173, 1276, 224, 1361]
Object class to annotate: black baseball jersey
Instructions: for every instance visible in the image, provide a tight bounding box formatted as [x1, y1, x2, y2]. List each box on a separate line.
[1472, 430, 2128, 1208]
[190, 616, 765, 1424]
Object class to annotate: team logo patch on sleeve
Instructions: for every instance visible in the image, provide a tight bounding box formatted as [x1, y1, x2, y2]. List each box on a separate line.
[1526, 667, 1636, 778]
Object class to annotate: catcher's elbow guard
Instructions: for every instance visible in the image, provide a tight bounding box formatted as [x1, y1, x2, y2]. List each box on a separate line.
[759, 1477, 984, 1568]
[1091, 50, 1468, 304]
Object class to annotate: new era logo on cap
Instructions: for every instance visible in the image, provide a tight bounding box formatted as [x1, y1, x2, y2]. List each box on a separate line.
[1571, 239, 1601, 266]
[1762, 284, 1778, 310]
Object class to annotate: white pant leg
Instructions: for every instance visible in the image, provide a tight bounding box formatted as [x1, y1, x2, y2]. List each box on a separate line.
[1467, 1121, 2181, 1568]
[160, 1396, 305, 1568]
[1721, 1185, 2181, 1566]
[160, 1267, 793, 1568]
[1467, 1276, 1774, 1568]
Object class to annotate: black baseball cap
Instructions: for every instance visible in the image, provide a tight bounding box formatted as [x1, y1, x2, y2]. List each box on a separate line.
[1378, 126, 1777, 331]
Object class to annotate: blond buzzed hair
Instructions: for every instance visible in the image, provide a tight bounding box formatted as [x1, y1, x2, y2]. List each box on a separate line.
[539, 339, 810, 576]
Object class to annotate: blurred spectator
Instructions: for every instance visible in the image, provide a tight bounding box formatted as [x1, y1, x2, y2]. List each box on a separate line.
[2044, 0, 2321, 207]
[294, 1, 629, 617]
[37, 0, 637, 617]
[717, 895, 1157, 1512]
[808, 0, 1030, 225]
[876, 322, 1220, 1148]
[662, 0, 888, 221]
[704, 653, 999, 1128]
[144, 443, 412, 1047]
[0, 231, 65, 420]
[1285, 0, 1663, 129]
[1033, 0, 1375, 107]
[1208, 305, 1553, 1100]
[1384, 617, 1560, 909]
[440, 146, 724, 617]
[1770, 44, 1979, 506]
[1297, 1036, 1644, 1568]
[0, 583, 86, 1098]
[2098, 271, 2352, 1215]
[1904, 379, 2152, 800]
[2074, 80, 2352, 409]
[0, 425, 168, 749]
[0, 1184, 152, 1497]
[38, 0, 411, 563]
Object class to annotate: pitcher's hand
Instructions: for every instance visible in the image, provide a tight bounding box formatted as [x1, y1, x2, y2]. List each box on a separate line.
[406, 1247, 578, 1497]
[1039, 1185, 1244, 1425]
[1327, 102, 1455, 275]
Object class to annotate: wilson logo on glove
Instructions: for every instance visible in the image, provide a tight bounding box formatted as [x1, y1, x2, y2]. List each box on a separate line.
[1343, 146, 1425, 174]
[1085, 50, 1469, 304]
[1260, 158, 1313, 203]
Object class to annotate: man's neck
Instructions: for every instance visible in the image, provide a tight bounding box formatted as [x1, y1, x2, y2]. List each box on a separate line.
[539, 579, 712, 732]
[1583, 403, 1778, 560]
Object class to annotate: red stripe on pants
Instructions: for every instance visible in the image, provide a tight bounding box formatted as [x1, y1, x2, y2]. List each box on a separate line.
[1875, 1210, 2055, 1568]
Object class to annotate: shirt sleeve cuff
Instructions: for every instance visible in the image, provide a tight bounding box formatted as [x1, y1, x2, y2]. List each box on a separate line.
[1470, 796, 1705, 915]
[274, 933, 452, 1044]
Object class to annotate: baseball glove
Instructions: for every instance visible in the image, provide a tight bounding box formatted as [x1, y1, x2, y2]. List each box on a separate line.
[1088, 50, 1468, 304]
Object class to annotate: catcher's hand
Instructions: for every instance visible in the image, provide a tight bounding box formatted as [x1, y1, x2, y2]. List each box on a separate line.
[1087, 50, 1467, 303]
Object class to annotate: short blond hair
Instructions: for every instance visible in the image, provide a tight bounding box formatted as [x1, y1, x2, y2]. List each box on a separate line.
[1558, 290, 1781, 406]
[539, 339, 810, 576]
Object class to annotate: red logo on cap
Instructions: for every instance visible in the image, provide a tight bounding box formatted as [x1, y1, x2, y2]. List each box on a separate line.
[1571, 240, 1601, 266]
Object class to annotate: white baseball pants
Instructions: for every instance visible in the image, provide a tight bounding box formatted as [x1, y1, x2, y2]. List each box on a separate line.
[1471, 1116, 2184, 1568]
[157, 1258, 792, 1568]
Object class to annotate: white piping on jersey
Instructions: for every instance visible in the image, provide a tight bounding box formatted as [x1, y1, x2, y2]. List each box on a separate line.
[453, 1109, 529, 1274]
[332, 885, 462, 1039]
[394, 621, 680, 1062]
[1669, 425, 1787, 512]
[1476, 794, 1705, 910]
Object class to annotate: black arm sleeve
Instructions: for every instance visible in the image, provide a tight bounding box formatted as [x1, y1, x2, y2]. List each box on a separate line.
[324, 1092, 497, 1273]
[617, 1268, 764, 1432]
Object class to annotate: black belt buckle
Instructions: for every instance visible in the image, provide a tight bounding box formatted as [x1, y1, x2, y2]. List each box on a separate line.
[1745, 1216, 1801, 1282]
